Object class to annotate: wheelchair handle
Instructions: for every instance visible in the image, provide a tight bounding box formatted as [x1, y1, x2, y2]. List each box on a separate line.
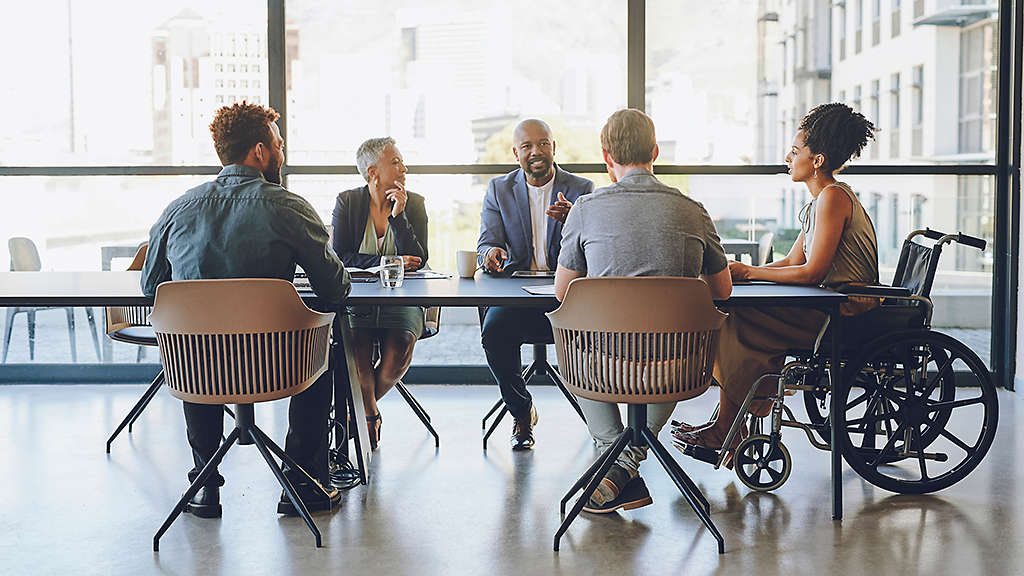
[919, 228, 987, 251]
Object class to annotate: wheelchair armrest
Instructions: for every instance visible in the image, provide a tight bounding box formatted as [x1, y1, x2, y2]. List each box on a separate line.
[837, 285, 912, 298]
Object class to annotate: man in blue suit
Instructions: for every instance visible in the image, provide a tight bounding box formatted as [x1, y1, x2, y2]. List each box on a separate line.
[477, 119, 594, 450]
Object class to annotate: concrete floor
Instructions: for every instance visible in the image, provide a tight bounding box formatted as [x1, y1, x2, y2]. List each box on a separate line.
[0, 384, 1020, 576]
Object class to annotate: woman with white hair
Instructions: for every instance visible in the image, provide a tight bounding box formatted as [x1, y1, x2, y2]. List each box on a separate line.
[332, 137, 428, 450]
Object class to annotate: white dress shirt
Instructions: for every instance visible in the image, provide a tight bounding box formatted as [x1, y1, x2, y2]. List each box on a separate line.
[527, 175, 555, 270]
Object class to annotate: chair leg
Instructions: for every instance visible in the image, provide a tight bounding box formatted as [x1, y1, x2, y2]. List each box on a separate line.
[642, 427, 725, 554]
[65, 308, 77, 363]
[153, 428, 240, 551]
[547, 365, 587, 424]
[85, 308, 101, 361]
[396, 381, 430, 422]
[395, 381, 440, 448]
[249, 427, 323, 548]
[559, 429, 631, 513]
[27, 310, 36, 361]
[481, 360, 537, 431]
[481, 398, 504, 430]
[2, 308, 15, 363]
[127, 370, 166, 433]
[554, 430, 631, 552]
[249, 426, 331, 500]
[106, 371, 165, 453]
[482, 405, 509, 450]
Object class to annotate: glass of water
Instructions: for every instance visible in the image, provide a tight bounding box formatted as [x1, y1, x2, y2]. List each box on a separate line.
[380, 255, 404, 288]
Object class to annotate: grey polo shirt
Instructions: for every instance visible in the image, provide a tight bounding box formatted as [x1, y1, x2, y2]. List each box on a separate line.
[142, 164, 350, 312]
[557, 168, 728, 279]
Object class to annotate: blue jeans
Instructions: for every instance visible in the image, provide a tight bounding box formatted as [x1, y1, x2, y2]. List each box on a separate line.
[480, 306, 556, 421]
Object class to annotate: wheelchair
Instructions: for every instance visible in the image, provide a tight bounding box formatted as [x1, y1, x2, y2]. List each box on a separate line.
[678, 228, 1000, 495]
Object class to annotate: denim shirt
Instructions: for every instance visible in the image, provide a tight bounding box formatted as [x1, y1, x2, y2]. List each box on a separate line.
[141, 164, 350, 312]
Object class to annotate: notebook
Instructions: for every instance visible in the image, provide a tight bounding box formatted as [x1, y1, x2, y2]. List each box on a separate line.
[521, 284, 556, 295]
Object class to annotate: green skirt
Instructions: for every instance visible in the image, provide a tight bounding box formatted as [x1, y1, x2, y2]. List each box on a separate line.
[346, 305, 425, 338]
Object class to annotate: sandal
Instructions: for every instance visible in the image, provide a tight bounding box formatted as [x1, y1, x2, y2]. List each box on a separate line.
[672, 425, 747, 469]
[670, 419, 715, 435]
[366, 412, 382, 451]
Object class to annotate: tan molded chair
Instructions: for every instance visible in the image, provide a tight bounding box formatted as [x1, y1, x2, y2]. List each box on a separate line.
[104, 244, 162, 452]
[548, 277, 728, 554]
[3, 237, 101, 362]
[151, 279, 335, 551]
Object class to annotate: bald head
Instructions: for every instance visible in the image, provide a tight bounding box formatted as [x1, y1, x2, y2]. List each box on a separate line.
[512, 119, 556, 185]
[513, 119, 553, 143]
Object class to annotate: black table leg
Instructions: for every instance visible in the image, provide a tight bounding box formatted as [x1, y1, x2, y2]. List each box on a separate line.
[829, 304, 843, 521]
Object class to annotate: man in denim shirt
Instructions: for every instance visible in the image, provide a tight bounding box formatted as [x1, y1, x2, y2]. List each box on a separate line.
[142, 102, 350, 518]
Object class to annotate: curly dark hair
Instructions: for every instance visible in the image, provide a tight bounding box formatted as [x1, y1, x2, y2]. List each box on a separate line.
[208, 102, 280, 165]
[799, 103, 878, 173]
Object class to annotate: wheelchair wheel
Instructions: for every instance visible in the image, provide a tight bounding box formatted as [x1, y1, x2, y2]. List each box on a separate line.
[734, 435, 792, 492]
[837, 330, 998, 494]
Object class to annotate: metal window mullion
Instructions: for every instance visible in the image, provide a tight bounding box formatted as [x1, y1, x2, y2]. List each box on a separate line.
[993, 0, 1015, 388]
[268, 0, 287, 188]
[628, 0, 645, 111]
[1006, 0, 1024, 390]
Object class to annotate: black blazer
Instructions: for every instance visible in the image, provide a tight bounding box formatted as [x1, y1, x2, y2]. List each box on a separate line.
[331, 186, 428, 270]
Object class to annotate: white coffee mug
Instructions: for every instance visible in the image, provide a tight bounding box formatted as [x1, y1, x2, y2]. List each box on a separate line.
[456, 250, 479, 278]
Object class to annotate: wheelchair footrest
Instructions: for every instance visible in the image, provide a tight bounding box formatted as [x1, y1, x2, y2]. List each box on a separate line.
[677, 442, 720, 466]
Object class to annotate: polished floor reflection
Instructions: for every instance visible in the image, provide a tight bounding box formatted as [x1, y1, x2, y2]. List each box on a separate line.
[0, 384, 1020, 575]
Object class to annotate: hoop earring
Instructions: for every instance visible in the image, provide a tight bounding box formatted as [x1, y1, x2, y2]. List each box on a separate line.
[813, 168, 818, 180]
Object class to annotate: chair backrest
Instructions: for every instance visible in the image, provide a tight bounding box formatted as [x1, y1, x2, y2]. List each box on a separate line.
[9, 237, 41, 272]
[106, 244, 152, 334]
[890, 239, 942, 300]
[547, 277, 728, 405]
[150, 279, 335, 405]
[758, 232, 774, 266]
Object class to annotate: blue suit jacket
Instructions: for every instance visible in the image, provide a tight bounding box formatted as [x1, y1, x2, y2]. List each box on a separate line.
[477, 166, 594, 274]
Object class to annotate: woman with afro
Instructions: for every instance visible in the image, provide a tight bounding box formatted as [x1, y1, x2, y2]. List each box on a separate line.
[674, 102, 880, 462]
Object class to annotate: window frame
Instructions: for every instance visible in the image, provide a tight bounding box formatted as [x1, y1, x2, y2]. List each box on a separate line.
[0, 0, 1018, 389]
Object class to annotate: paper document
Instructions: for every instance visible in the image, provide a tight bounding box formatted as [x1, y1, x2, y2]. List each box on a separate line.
[347, 265, 384, 278]
[405, 270, 450, 279]
[521, 284, 556, 295]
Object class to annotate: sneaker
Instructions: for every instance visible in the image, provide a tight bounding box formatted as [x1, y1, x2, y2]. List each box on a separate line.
[277, 479, 341, 515]
[583, 475, 653, 514]
[510, 404, 538, 451]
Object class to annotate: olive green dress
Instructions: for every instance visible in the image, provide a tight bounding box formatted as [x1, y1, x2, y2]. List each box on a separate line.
[714, 182, 879, 413]
[346, 211, 425, 337]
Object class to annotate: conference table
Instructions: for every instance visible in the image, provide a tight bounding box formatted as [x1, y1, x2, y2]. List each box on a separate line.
[0, 270, 848, 520]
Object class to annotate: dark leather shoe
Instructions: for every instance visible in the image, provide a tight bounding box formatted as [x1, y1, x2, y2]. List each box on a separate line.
[277, 480, 342, 516]
[583, 475, 653, 514]
[184, 486, 222, 519]
[511, 404, 538, 451]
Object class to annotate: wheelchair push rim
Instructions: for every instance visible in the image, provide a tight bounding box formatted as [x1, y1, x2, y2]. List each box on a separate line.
[836, 329, 999, 494]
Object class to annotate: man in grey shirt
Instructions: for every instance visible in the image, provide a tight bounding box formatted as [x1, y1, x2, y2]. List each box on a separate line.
[554, 109, 732, 514]
[143, 102, 350, 518]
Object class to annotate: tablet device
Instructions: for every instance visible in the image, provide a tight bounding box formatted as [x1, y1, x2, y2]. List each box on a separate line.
[511, 270, 555, 278]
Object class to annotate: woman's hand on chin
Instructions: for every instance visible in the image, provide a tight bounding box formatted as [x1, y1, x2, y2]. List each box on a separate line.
[728, 260, 751, 281]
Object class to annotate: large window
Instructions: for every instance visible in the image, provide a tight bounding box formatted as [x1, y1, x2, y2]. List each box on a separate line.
[870, 79, 880, 159]
[912, 65, 924, 156]
[0, 1, 268, 167]
[284, 0, 626, 166]
[892, 0, 902, 38]
[959, 21, 998, 154]
[890, 72, 901, 157]
[0, 1, 1011, 376]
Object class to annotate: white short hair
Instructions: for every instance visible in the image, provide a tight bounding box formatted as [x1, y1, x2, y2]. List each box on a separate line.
[356, 137, 396, 181]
